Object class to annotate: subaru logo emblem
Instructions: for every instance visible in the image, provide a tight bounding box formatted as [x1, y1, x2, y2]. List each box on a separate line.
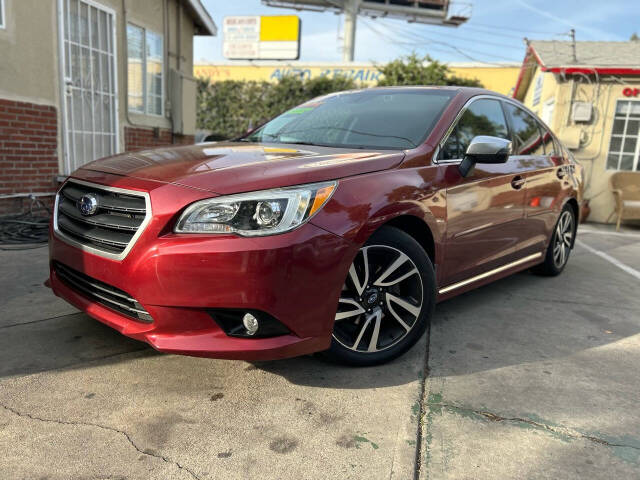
[77, 194, 99, 216]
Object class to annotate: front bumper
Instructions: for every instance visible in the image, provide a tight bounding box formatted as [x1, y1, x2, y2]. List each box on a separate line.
[49, 173, 356, 361]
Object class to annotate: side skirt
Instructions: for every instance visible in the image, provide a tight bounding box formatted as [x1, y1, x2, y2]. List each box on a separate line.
[436, 252, 543, 301]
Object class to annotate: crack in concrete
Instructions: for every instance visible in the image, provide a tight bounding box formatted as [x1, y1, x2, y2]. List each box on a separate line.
[412, 324, 431, 480]
[0, 403, 202, 480]
[0, 348, 152, 381]
[431, 402, 640, 452]
[0, 312, 82, 330]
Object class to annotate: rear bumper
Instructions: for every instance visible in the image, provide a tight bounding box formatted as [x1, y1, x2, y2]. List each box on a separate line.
[50, 215, 356, 361]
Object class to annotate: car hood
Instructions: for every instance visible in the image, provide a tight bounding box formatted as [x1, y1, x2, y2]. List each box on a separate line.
[79, 142, 405, 194]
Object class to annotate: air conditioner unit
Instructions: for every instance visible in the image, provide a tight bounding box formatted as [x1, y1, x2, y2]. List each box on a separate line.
[170, 69, 197, 135]
[572, 102, 593, 123]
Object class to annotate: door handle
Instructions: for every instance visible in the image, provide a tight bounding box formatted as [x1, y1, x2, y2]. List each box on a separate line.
[511, 176, 525, 190]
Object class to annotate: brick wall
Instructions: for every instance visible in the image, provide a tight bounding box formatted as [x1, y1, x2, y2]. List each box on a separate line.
[124, 126, 194, 152]
[0, 118, 196, 215]
[0, 99, 58, 215]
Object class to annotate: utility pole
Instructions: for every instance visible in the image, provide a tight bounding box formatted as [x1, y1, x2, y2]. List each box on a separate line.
[342, 0, 360, 62]
[570, 28, 577, 63]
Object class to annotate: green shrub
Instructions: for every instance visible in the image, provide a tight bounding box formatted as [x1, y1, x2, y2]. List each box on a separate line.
[376, 53, 482, 87]
[197, 75, 357, 139]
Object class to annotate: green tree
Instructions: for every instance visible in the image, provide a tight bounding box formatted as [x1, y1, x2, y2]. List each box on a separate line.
[197, 75, 356, 139]
[375, 53, 483, 87]
[631, 33, 639, 42]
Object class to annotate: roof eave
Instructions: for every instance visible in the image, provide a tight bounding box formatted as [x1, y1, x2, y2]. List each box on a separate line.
[185, 0, 217, 36]
[543, 66, 640, 75]
[512, 44, 540, 100]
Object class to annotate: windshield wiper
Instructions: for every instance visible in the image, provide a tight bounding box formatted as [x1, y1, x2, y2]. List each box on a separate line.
[279, 140, 317, 146]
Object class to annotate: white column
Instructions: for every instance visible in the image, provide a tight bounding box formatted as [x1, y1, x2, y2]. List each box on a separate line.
[342, 0, 359, 62]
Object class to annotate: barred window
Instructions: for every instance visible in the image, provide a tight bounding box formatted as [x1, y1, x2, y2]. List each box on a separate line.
[607, 100, 640, 171]
[127, 23, 163, 116]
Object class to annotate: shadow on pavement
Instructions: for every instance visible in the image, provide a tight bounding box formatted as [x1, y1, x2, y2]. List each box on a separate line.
[0, 312, 159, 379]
[250, 336, 427, 390]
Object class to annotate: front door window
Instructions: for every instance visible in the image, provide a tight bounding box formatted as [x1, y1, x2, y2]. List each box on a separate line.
[440, 98, 510, 160]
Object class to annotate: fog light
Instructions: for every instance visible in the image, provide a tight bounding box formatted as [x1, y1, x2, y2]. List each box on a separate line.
[242, 313, 259, 335]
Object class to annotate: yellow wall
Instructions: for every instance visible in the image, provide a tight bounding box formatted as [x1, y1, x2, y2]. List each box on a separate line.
[449, 66, 520, 96]
[194, 62, 521, 96]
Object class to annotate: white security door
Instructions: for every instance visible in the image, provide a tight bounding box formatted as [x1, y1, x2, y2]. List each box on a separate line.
[59, 0, 118, 174]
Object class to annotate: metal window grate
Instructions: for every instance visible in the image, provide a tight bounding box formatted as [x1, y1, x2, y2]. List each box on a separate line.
[61, 0, 119, 173]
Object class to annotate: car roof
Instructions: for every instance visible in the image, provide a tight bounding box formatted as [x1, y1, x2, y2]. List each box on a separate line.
[321, 85, 513, 102]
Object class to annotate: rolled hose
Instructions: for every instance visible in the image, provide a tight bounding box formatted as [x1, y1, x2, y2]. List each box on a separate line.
[0, 199, 50, 250]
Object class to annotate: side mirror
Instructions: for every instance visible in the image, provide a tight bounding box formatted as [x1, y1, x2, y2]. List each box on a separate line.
[459, 136, 512, 177]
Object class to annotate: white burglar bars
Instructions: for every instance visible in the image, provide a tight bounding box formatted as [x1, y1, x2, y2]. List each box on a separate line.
[61, 0, 118, 174]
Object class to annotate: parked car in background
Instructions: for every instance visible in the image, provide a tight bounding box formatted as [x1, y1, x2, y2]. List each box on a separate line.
[48, 87, 582, 366]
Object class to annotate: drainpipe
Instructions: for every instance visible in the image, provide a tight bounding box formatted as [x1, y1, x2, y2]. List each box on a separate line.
[164, 0, 174, 143]
[122, 0, 147, 131]
[176, 0, 182, 72]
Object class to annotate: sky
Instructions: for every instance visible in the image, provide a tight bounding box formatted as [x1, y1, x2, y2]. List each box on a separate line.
[195, 0, 639, 65]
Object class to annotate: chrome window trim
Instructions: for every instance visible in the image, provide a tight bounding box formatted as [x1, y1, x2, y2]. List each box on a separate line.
[53, 178, 152, 261]
[433, 94, 532, 166]
[438, 252, 542, 295]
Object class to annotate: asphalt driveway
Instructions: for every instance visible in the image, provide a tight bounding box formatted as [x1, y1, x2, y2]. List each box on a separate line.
[1, 224, 639, 479]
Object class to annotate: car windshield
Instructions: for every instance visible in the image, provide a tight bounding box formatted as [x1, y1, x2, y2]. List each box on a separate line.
[241, 89, 455, 150]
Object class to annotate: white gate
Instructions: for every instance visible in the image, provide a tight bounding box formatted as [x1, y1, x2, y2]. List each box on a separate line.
[58, 0, 119, 174]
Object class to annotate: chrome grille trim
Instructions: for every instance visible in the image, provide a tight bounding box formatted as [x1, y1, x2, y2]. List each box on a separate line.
[54, 262, 153, 323]
[53, 179, 152, 261]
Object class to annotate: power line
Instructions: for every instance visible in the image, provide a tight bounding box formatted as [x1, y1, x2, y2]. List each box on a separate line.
[389, 24, 523, 53]
[381, 15, 560, 40]
[369, 18, 525, 50]
[459, 25, 532, 40]
[468, 21, 566, 35]
[359, 18, 519, 65]
[364, 18, 521, 63]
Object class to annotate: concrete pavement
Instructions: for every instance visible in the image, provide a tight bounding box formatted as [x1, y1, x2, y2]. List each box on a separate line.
[419, 225, 640, 479]
[1, 224, 639, 479]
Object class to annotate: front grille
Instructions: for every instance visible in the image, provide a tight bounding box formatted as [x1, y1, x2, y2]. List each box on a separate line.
[54, 262, 153, 323]
[55, 180, 149, 258]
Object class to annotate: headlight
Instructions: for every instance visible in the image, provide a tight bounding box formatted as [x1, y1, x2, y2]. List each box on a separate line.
[174, 181, 337, 236]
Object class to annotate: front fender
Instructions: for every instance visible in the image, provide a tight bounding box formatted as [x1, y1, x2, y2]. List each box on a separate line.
[310, 166, 446, 265]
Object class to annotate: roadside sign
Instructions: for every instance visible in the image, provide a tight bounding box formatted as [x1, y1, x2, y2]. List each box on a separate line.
[223, 15, 301, 60]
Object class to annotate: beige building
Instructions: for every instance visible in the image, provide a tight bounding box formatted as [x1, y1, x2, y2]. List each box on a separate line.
[513, 40, 640, 224]
[0, 0, 216, 213]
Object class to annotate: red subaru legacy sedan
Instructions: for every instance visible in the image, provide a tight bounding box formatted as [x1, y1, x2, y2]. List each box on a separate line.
[49, 87, 582, 366]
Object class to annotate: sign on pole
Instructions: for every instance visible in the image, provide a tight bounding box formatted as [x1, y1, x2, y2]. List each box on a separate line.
[223, 15, 301, 60]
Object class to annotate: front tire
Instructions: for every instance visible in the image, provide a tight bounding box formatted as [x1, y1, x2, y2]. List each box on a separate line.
[323, 226, 436, 366]
[532, 205, 576, 276]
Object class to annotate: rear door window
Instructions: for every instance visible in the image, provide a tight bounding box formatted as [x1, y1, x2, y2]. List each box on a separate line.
[439, 98, 510, 160]
[504, 103, 544, 155]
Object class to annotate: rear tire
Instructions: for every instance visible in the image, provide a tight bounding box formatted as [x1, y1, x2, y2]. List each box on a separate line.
[322, 226, 436, 366]
[532, 205, 576, 276]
